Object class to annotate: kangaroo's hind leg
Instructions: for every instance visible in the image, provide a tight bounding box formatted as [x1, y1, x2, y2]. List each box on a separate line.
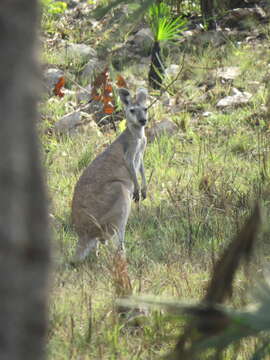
[100, 183, 131, 253]
[71, 235, 98, 265]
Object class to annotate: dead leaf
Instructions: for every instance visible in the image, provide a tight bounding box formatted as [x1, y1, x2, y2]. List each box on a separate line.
[91, 67, 128, 114]
[53, 76, 65, 97]
[116, 74, 128, 88]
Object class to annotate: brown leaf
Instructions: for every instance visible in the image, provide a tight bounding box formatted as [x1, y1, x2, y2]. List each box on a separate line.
[92, 66, 109, 90]
[103, 103, 114, 115]
[90, 68, 129, 115]
[90, 67, 115, 114]
[53, 76, 65, 97]
[116, 74, 128, 89]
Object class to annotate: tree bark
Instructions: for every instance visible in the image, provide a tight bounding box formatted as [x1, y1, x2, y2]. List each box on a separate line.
[0, 1, 50, 360]
[148, 41, 164, 90]
[200, 0, 216, 29]
[226, 0, 247, 9]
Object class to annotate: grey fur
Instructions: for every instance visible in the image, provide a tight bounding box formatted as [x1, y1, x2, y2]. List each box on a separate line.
[71, 88, 148, 264]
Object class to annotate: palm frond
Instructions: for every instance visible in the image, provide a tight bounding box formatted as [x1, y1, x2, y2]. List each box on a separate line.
[148, 3, 187, 42]
[157, 16, 187, 41]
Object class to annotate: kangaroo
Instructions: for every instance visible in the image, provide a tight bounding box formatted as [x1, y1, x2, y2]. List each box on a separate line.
[71, 88, 148, 264]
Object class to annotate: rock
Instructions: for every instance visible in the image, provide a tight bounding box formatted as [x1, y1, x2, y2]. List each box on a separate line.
[62, 89, 76, 97]
[216, 88, 252, 108]
[202, 111, 214, 117]
[165, 64, 180, 78]
[132, 28, 153, 56]
[189, 30, 226, 47]
[140, 56, 151, 65]
[76, 85, 91, 104]
[125, 74, 147, 88]
[81, 58, 100, 79]
[216, 66, 240, 81]
[146, 120, 178, 142]
[43, 68, 64, 95]
[160, 93, 174, 107]
[54, 111, 102, 136]
[65, 43, 97, 61]
[221, 7, 267, 30]
[55, 111, 82, 134]
[78, 112, 102, 136]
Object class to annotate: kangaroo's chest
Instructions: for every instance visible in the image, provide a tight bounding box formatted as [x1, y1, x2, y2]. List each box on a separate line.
[134, 137, 145, 171]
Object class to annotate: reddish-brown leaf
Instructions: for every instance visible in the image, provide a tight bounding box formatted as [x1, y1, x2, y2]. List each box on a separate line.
[103, 102, 114, 114]
[53, 76, 65, 97]
[90, 68, 129, 115]
[116, 74, 128, 89]
[91, 66, 109, 99]
[91, 88, 102, 101]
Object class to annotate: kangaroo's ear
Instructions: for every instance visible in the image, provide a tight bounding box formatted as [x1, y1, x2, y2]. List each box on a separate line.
[118, 88, 131, 107]
[136, 88, 148, 105]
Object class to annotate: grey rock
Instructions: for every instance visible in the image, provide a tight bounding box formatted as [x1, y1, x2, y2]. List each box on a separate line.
[65, 43, 97, 61]
[43, 68, 64, 94]
[190, 30, 226, 47]
[54, 111, 102, 136]
[81, 58, 100, 79]
[202, 111, 214, 117]
[165, 64, 180, 78]
[160, 93, 175, 107]
[221, 7, 267, 30]
[79, 113, 102, 136]
[217, 88, 252, 108]
[55, 111, 82, 134]
[76, 85, 91, 104]
[216, 66, 240, 80]
[146, 120, 178, 142]
[132, 28, 153, 55]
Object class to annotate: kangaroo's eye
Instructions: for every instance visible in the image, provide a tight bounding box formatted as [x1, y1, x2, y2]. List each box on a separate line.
[130, 108, 135, 114]
[143, 107, 148, 112]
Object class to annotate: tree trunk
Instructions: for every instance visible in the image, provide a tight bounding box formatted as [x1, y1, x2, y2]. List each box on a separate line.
[200, 0, 216, 29]
[0, 1, 50, 360]
[148, 41, 164, 90]
[226, 0, 247, 9]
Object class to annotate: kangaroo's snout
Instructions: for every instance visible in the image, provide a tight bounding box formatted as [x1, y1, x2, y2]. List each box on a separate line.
[139, 118, 146, 126]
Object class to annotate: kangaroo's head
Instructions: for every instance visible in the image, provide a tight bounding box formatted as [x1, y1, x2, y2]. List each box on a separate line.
[119, 88, 148, 130]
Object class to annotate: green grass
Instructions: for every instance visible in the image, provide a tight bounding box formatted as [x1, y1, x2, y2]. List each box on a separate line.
[41, 4, 270, 359]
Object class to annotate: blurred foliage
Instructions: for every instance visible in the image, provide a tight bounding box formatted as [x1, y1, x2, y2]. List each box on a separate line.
[41, 0, 67, 14]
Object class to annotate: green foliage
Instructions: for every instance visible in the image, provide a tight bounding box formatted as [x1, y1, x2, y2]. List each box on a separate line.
[148, 2, 187, 42]
[76, 147, 94, 173]
[41, 0, 67, 15]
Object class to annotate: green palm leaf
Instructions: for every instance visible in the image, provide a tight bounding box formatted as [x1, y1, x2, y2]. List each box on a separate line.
[148, 3, 187, 42]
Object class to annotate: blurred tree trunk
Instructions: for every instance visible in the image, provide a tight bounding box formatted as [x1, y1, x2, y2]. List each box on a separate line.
[0, 1, 50, 360]
[200, 0, 216, 29]
[149, 41, 164, 89]
[226, 0, 247, 9]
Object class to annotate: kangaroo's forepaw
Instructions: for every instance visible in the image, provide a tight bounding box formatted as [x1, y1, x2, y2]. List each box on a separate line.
[141, 189, 147, 200]
[133, 189, 140, 202]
